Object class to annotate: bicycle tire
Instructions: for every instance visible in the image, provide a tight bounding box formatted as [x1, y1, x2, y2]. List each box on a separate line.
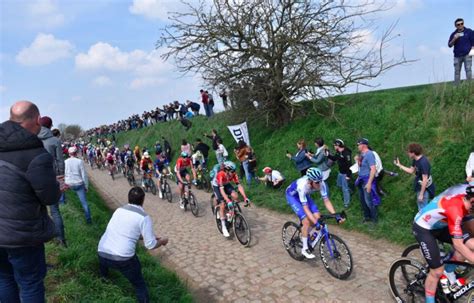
[164, 182, 172, 202]
[189, 193, 199, 217]
[319, 233, 353, 280]
[234, 213, 251, 247]
[151, 182, 157, 195]
[281, 221, 304, 261]
[111, 171, 115, 181]
[210, 194, 215, 215]
[388, 258, 428, 303]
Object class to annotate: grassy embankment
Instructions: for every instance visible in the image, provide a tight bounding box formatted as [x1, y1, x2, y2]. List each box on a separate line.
[45, 186, 192, 302]
[114, 82, 473, 245]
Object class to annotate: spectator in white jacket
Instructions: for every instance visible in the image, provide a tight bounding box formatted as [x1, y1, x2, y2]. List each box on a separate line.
[466, 150, 474, 184]
[65, 146, 91, 223]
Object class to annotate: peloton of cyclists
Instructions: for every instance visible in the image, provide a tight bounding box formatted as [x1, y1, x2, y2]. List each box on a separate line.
[412, 184, 474, 303]
[211, 161, 251, 238]
[286, 167, 344, 259]
[174, 152, 197, 209]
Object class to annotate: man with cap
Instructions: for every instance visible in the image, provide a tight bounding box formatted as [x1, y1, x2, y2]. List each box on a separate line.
[37, 116, 67, 246]
[327, 139, 353, 208]
[447, 18, 474, 85]
[355, 138, 380, 224]
[0, 101, 62, 302]
[259, 167, 285, 189]
[65, 146, 92, 224]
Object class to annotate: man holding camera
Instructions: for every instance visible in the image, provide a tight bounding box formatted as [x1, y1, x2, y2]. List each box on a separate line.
[448, 18, 474, 85]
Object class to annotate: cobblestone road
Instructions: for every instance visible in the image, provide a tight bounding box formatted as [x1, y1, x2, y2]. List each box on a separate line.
[88, 167, 403, 302]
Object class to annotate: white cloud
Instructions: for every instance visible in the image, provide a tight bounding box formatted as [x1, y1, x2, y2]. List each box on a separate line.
[129, 77, 165, 89]
[28, 0, 65, 29]
[16, 33, 74, 66]
[75, 43, 173, 81]
[93, 75, 113, 86]
[129, 0, 172, 20]
[351, 29, 377, 51]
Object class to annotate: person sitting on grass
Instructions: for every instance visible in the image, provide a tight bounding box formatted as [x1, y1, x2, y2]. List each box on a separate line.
[97, 187, 168, 303]
[259, 167, 285, 189]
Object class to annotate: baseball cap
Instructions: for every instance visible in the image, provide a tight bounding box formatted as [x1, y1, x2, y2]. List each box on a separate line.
[357, 138, 369, 145]
[68, 146, 77, 154]
[263, 167, 272, 174]
[39, 116, 53, 128]
[334, 139, 345, 147]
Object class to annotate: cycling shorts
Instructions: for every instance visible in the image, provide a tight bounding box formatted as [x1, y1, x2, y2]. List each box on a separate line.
[213, 184, 234, 203]
[177, 169, 190, 184]
[286, 192, 318, 221]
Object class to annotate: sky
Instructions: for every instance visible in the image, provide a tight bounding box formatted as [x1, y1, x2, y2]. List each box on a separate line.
[0, 0, 473, 129]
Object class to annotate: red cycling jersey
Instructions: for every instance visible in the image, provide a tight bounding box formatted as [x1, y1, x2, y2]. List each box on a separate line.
[414, 194, 468, 238]
[176, 157, 192, 171]
[216, 171, 239, 187]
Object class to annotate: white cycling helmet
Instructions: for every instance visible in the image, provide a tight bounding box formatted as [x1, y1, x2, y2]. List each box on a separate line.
[306, 167, 323, 182]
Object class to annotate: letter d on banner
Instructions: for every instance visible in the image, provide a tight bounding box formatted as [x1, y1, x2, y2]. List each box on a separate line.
[227, 122, 250, 146]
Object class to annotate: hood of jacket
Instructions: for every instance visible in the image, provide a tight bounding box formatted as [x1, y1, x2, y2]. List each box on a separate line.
[0, 121, 43, 152]
[37, 126, 54, 141]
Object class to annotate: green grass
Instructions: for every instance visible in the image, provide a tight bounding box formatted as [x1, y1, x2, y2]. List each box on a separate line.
[112, 82, 473, 245]
[45, 186, 192, 303]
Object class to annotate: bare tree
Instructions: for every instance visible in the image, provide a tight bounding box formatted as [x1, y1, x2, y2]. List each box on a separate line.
[64, 124, 83, 141]
[159, 0, 413, 125]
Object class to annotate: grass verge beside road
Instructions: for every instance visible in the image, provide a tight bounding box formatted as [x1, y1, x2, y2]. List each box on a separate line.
[45, 186, 192, 303]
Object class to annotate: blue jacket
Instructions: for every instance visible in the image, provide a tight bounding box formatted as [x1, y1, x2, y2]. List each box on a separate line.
[0, 121, 60, 248]
[448, 27, 474, 57]
[291, 149, 312, 172]
[309, 150, 330, 172]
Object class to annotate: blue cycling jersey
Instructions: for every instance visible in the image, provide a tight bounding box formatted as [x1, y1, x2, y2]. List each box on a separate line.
[286, 176, 328, 205]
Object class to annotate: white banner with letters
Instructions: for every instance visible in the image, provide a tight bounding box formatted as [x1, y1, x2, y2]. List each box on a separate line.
[227, 122, 251, 146]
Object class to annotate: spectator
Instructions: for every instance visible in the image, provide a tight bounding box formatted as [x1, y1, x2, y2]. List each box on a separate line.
[286, 139, 312, 176]
[179, 116, 192, 131]
[355, 138, 380, 224]
[219, 90, 229, 110]
[194, 138, 210, 168]
[371, 147, 387, 196]
[37, 116, 67, 247]
[307, 137, 332, 193]
[98, 187, 168, 303]
[65, 146, 92, 224]
[181, 139, 192, 155]
[186, 100, 201, 116]
[394, 143, 436, 210]
[466, 148, 474, 184]
[327, 139, 353, 208]
[162, 137, 172, 162]
[247, 146, 258, 182]
[447, 18, 474, 85]
[235, 140, 253, 185]
[200, 89, 212, 117]
[206, 90, 215, 116]
[215, 138, 228, 164]
[154, 140, 162, 156]
[259, 167, 285, 189]
[0, 100, 61, 303]
[205, 129, 222, 151]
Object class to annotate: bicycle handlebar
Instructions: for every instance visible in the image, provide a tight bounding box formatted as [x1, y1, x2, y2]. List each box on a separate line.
[318, 211, 346, 224]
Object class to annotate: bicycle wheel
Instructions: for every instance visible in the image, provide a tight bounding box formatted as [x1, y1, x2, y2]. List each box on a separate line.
[111, 170, 115, 181]
[319, 233, 353, 280]
[281, 221, 304, 261]
[151, 182, 157, 195]
[234, 213, 251, 247]
[189, 193, 199, 217]
[388, 258, 427, 303]
[164, 182, 172, 202]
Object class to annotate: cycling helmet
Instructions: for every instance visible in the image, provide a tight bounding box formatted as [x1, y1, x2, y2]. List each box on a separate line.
[181, 151, 189, 158]
[223, 161, 237, 172]
[306, 167, 323, 182]
[127, 150, 132, 156]
[467, 185, 474, 198]
[143, 152, 150, 158]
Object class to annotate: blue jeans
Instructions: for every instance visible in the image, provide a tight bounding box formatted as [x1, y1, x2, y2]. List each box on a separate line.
[336, 173, 351, 207]
[203, 104, 213, 117]
[358, 181, 378, 222]
[98, 255, 149, 303]
[49, 202, 65, 241]
[0, 245, 46, 303]
[242, 160, 253, 185]
[69, 184, 91, 223]
[454, 55, 472, 85]
[58, 192, 66, 204]
[416, 190, 430, 211]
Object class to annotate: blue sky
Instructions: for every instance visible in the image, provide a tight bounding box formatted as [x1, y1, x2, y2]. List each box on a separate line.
[0, 0, 473, 129]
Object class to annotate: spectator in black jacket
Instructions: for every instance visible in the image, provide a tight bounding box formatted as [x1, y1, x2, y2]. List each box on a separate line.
[186, 100, 201, 116]
[0, 100, 62, 303]
[161, 136, 172, 162]
[327, 139, 353, 208]
[194, 139, 210, 168]
[204, 129, 221, 151]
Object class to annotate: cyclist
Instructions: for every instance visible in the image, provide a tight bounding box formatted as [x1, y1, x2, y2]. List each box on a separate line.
[106, 152, 115, 176]
[124, 150, 135, 176]
[140, 152, 153, 188]
[191, 150, 205, 169]
[95, 147, 104, 167]
[211, 161, 250, 238]
[413, 185, 474, 303]
[174, 152, 197, 209]
[154, 152, 168, 199]
[87, 145, 95, 167]
[286, 167, 343, 259]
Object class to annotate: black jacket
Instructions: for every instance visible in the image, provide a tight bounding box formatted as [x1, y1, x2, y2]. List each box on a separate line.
[327, 148, 353, 176]
[194, 142, 210, 158]
[206, 134, 222, 151]
[0, 121, 60, 248]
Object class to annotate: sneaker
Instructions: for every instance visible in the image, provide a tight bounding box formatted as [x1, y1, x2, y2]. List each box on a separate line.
[222, 226, 230, 238]
[179, 199, 185, 209]
[302, 249, 316, 259]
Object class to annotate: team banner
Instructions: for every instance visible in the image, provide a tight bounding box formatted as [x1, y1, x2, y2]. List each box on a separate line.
[227, 122, 251, 146]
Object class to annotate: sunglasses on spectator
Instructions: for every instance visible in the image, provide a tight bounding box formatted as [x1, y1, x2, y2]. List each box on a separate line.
[456, 23, 464, 26]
